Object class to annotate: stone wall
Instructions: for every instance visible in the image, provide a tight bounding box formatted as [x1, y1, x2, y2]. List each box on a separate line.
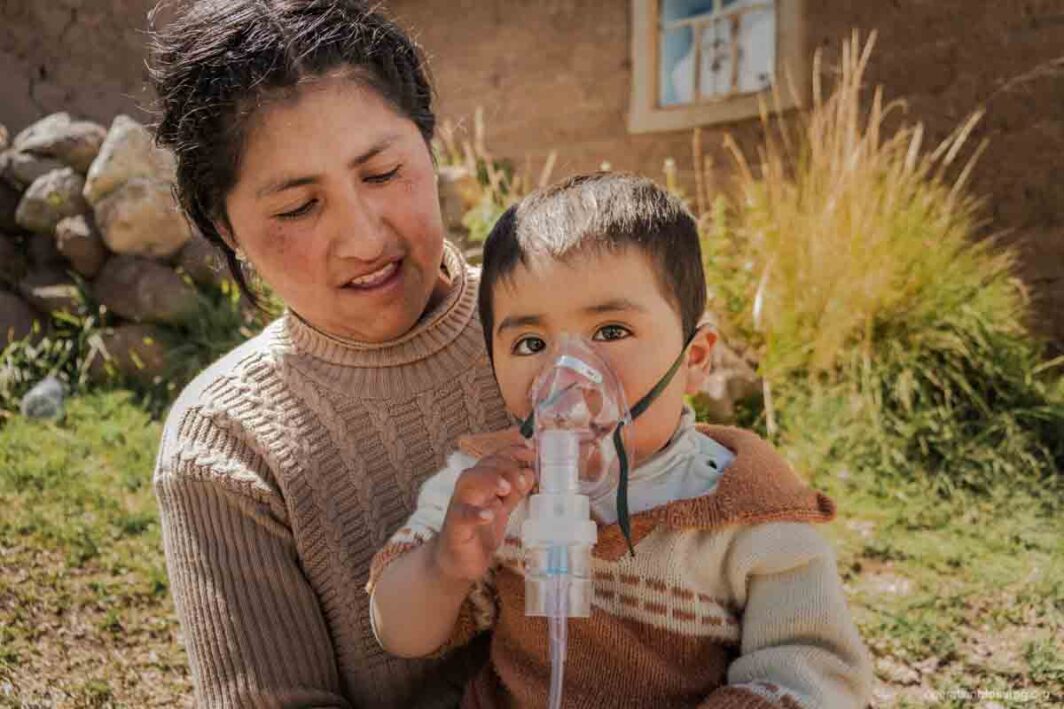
[2, 0, 1061, 344]
[0, 111, 230, 384]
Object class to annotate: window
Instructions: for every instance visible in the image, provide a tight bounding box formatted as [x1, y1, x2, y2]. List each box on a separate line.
[629, 0, 808, 133]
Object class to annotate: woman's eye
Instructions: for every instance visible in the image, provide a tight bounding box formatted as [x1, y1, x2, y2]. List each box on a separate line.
[512, 336, 547, 356]
[593, 325, 632, 342]
[276, 200, 317, 220]
[364, 166, 401, 184]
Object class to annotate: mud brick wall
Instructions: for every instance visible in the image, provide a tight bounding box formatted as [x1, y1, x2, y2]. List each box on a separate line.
[389, 0, 1064, 346]
[2, 0, 1061, 344]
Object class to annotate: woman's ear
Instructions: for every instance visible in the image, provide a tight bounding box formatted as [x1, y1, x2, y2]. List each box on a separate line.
[683, 326, 718, 396]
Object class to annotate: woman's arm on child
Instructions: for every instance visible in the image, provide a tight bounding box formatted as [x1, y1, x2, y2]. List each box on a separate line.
[701, 522, 873, 708]
[369, 445, 534, 658]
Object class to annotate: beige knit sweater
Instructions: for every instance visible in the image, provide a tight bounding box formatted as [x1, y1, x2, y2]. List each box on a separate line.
[154, 245, 510, 708]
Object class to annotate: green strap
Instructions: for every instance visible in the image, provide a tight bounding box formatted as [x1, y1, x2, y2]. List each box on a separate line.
[613, 423, 635, 556]
[611, 335, 692, 556]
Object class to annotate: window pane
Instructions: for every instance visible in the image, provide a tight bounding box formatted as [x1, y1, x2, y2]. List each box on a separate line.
[660, 25, 695, 106]
[698, 19, 731, 98]
[736, 5, 775, 93]
[661, 0, 714, 23]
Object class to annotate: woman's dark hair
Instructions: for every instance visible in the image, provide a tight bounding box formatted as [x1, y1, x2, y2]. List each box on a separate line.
[148, 0, 436, 302]
[478, 172, 707, 361]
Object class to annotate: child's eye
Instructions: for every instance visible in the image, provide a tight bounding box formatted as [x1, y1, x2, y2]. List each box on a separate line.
[276, 199, 317, 220]
[512, 336, 547, 356]
[364, 166, 401, 184]
[593, 325, 632, 342]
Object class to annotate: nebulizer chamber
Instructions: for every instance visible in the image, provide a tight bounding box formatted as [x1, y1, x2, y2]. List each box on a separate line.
[520, 335, 629, 707]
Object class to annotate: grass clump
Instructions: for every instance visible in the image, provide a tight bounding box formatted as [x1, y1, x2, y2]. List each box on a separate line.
[699, 32, 1064, 499]
[434, 108, 556, 245]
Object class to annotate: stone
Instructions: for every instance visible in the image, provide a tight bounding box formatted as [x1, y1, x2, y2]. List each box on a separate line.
[0, 234, 26, 287]
[693, 339, 762, 423]
[18, 268, 82, 317]
[0, 290, 41, 344]
[19, 375, 65, 420]
[0, 176, 20, 233]
[83, 115, 176, 205]
[13, 112, 107, 173]
[86, 324, 168, 386]
[55, 214, 107, 278]
[14, 168, 89, 235]
[0, 150, 68, 190]
[26, 232, 63, 269]
[93, 256, 198, 325]
[176, 233, 229, 289]
[93, 177, 192, 258]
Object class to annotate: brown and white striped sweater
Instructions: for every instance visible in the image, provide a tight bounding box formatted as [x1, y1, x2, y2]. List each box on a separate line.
[369, 420, 872, 708]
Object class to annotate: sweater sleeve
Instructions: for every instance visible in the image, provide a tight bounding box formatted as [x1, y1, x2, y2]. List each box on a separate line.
[699, 522, 873, 709]
[366, 451, 498, 655]
[156, 444, 350, 708]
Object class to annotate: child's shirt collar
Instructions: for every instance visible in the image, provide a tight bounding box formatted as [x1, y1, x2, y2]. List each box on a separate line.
[588, 406, 734, 525]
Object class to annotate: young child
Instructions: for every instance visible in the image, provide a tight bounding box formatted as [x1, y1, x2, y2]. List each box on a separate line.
[368, 173, 872, 708]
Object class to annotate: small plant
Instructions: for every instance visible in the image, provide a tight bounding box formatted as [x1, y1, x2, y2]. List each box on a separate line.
[435, 108, 556, 244]
[0, 304, 102, 421]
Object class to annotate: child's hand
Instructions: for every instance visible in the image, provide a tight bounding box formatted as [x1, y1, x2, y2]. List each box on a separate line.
[433, 445, 535, 583]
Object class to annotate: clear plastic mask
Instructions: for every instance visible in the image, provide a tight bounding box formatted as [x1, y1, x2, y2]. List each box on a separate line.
[527, 334, 631, 499]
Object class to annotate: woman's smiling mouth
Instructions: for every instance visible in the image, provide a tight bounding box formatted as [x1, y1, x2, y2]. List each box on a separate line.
[346, 260, 402, 291]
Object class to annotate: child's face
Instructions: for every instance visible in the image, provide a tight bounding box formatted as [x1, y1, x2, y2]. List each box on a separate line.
[490, 247, 715, 466]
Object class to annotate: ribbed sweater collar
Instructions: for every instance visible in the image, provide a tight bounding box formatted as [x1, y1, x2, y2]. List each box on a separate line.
[282, 242, 479, 369]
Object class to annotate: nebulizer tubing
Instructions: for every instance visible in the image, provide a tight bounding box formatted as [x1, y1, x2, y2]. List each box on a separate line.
[524, 428, 594, 709]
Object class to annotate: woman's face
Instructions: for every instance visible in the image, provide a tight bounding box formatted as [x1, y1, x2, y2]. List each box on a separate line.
[224, 76, 448, 343]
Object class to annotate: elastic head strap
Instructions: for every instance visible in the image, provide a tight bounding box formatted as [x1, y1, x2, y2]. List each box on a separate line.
[613, 328, 698, 555]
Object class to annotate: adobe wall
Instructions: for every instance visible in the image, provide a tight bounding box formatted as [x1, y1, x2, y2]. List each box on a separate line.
[388, 0, 1064, 345]
[2, 0, 1061, 343]
[0, 0, 159, 129]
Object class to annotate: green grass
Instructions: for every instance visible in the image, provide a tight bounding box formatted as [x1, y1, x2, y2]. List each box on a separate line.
[0, 389, 1059, 705]
[0, 390, 190, 706]
[815, 465, 1064, 707]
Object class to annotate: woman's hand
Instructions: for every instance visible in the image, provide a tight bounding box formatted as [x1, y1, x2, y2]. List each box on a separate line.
[432, 445, 535, 583]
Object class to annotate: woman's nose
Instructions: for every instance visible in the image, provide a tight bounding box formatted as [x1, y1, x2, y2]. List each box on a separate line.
[332, 186, 388, 262]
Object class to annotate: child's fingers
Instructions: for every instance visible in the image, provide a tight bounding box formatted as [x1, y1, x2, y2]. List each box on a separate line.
[496, 465, 533, 514]
[448, 500, 498, 528]
[442, 496, 507, 548]
[454, 464, 513, 506]
[493, 443, 536, 466]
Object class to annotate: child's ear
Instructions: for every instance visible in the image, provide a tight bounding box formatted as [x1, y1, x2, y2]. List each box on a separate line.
[683, 326, 717, 396]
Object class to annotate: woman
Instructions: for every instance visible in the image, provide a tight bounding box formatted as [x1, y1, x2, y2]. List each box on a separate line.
[149, 1, 509, 706]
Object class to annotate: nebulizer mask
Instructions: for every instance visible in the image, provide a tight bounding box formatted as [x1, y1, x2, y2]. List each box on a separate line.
[521, 335, 629, 617]
[516, 331, 693, 709]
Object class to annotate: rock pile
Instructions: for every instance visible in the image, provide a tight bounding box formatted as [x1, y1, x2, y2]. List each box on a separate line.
[0, 113, 229, 384]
